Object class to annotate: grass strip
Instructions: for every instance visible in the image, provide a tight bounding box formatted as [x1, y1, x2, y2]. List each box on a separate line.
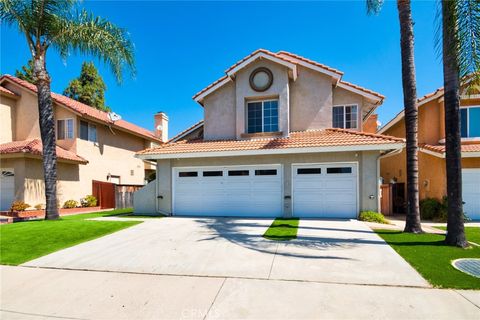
[263, 218, 299, 241]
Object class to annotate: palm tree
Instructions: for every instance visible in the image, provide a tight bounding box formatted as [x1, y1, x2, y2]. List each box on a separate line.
[367, 0, 423, 233]
[440, 0, 479, 247]
[0, 0, 135, 220]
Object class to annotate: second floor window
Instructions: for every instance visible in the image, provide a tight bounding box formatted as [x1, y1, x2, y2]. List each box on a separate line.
[57, 119, 74, 140]
[80, 120, 97, 142]
[460, 106, 480, 138]
[247, 100, 279, 133]
[332, 105, 358, 129]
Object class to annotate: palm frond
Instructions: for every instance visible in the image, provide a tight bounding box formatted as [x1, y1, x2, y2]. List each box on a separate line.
[366, 0, 384, 15]
[50, 9, 135, 82]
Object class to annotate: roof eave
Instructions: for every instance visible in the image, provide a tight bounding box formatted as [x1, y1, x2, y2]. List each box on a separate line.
[136, 142, 405, 160]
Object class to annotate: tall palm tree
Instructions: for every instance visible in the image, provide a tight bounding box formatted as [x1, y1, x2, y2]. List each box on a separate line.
[367, 0, 423, 233]
[440, 0, 479, 247]
[0, 0, 135, 219]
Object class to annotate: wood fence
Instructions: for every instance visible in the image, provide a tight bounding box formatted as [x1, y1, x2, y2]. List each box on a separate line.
[115, 184, 144, 209]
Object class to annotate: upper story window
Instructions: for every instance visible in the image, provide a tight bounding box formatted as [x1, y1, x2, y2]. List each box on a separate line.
[80, 120, 97, 142]
[57, 119, 74, 140]
[460, 106, 480, 138]
[332, 105, 358, 129]
[247, 100, 279, 133]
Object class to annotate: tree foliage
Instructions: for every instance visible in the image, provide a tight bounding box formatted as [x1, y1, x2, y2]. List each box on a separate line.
[64, 61, 110, 111]
[15, 59, 35, 83]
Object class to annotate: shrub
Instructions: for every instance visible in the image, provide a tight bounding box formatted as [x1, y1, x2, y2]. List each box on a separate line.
[80, 195, 97, 207]
[420, 198, 442, 220]
[359, 211, 389, 224]
[63, 200, 79, 209]
[34, 204, 44, 210]
[10, 201, 30, 212]
[436, 196, 470, 223]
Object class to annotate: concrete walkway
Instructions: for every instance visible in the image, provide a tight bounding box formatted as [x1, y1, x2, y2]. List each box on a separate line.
[23, 218, 427, 286]
[1, 266, 479, 320]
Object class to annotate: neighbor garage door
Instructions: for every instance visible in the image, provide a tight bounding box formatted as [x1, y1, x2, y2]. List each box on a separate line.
[173, 165, 282, 217]
[462, 169, 480, 220]
[292, 163, 358, 218]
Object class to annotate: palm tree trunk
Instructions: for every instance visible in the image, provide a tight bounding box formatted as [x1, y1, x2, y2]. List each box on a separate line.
[441, 0, 468, 247]
[33, 54, 59, 220]
[397, 0, 422, 233]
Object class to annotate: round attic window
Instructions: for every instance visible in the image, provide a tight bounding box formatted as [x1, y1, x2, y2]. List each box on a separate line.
[249, 67, 273, 92]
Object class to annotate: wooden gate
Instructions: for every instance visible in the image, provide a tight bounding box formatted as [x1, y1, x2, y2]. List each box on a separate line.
[92, 180, 115, 209]
[380, 184, 392, 216]
[115, 184, 143, 209]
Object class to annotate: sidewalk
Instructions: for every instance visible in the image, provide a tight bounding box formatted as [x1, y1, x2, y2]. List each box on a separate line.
[1, 266, 478, 320]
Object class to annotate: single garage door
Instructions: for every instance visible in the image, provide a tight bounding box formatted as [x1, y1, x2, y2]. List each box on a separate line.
[173, 165, 282, 217]
[1, 169, 15, 211]
[292, 163, 358, 218]
[462, 169, 480, 220]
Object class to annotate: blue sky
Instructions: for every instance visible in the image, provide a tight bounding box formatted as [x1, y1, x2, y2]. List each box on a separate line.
[0, 1, 442, 137]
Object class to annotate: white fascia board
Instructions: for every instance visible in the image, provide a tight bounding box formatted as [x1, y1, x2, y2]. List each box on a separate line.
[420, 148, 480, 158]
[336, 82, 383, 103]
[194, 77, 232, 103]
[226, 52, 297, 78]
[419, 148, 444, 158]
[170, 122, 204, 143]
[462, 151, 480, 158]
[377, 111, 404, 134]
[136, 143, 405, 160]
[292, 59, 342, 81]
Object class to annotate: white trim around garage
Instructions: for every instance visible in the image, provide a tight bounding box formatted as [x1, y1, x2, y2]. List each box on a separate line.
[136, 143, 405, 160]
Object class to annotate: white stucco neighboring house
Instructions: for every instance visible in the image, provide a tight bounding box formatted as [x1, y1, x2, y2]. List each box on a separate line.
[135, 49, 404, 218]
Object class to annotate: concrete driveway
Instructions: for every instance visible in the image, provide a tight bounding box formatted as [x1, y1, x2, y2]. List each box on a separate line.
[24, 217, 427, 287]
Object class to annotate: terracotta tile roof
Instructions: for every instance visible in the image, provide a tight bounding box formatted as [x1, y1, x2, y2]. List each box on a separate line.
[0, 139, 88, 164]
[169, 120, 204, 142]
[0, 85, 18, 97]
[192, 75, 229, 100]
[138, 128, 404, 156]
[0, 75, 161, 143]
[224, 49, 296, 74]
[422, 143, 480, 154]
[276, 51, 344, 76]
[339, 80, 385, 100]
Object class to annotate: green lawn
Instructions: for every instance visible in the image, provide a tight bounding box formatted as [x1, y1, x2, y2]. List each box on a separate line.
[263, 218, 299, 241]
[0, 208, 141, 265]
[376, 230, 480, 289]
[435, 226, 480, 245]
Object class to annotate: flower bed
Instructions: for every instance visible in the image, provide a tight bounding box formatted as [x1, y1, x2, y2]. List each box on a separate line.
[0, 206, 103, 220]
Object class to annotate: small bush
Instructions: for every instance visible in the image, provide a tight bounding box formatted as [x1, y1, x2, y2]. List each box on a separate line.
[34, 204, 44, 210]
[63, 200, 79, 209]
[359, 211, 389, 224]
[10, 201, 30, 212]
[80, 195, 97, 207]
[420, 198, 442, 220]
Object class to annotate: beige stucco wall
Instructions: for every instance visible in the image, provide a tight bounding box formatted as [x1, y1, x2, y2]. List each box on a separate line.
[155, 151, 380, 217]
[202, 60, 372, 139]
[290, 66, 332, 131]
[203, 81, 236, 140]
[0, 95, 16, 143]
[133, 180, 157, 214]
[234, 59, 290, 139]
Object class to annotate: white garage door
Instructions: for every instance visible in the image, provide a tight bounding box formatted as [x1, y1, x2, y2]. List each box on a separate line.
[463, 169, 480, 220]
[1, 169, 15, 211]
[292, 163, 358, 218]
[173, 165, 282, 217]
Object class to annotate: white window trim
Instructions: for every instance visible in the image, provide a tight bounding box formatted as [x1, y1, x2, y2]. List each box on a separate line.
[246, 99, 279, 134]
[332, 104, 359, 129]
[57, 118, 74, 140]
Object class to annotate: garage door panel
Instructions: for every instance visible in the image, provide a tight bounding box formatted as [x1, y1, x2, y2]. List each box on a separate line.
[173, 165, 282, 217]
[293, 164, 357, 218]
[462, 169, 480, 220]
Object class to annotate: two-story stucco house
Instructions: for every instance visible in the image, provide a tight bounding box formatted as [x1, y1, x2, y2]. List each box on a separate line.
[136, 49, 405, 218]
[0, 75, 165, 211]
[379, 85, 480, 220]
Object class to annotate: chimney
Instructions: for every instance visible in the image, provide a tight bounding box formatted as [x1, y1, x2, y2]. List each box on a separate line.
[154, 112, 169, 142]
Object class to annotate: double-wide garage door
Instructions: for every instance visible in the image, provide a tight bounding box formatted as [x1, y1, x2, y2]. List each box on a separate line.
[173, 163, 358, 218]
[173, 165, 283, 217]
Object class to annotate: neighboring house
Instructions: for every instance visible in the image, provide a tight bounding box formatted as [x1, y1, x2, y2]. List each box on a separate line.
[0, 75, 165, 211]
[135, 49, 404, 218]
[378, 86, 480, 220]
